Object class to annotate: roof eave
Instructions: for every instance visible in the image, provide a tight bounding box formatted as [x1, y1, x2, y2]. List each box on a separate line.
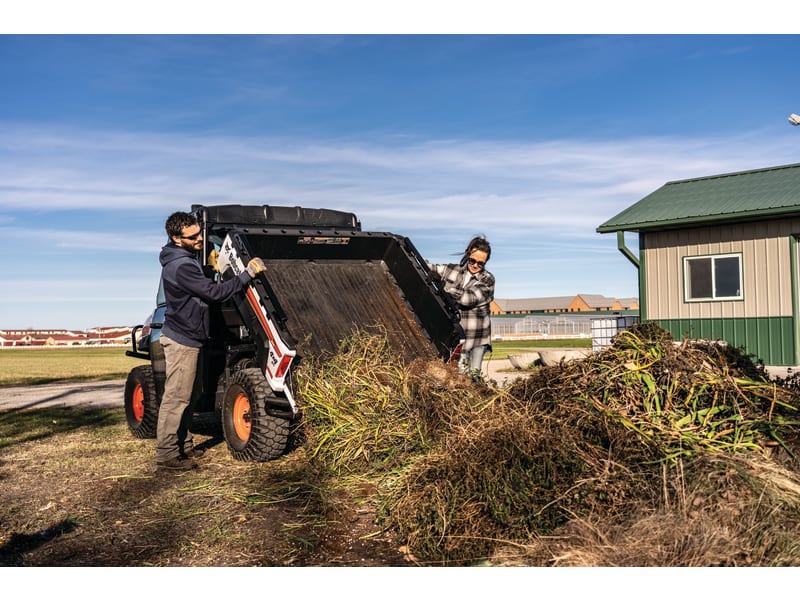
[597, 205, 800, 234]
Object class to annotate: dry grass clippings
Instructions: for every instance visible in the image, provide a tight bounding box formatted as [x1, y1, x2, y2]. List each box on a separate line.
[297, 324, 800, 565]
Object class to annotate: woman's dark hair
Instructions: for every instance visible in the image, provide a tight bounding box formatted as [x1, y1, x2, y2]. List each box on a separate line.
[461, 236, 491, 265]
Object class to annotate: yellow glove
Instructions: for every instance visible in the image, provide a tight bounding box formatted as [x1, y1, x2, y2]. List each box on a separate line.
[246, 257, 267, 278]
[208, 249, 220, 272]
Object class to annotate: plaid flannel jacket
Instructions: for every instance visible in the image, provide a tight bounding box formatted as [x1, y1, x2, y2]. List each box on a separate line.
[429, 262, 495, 351]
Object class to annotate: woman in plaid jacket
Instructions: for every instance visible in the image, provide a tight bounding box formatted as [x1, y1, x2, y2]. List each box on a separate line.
[428, 236, 495, 377]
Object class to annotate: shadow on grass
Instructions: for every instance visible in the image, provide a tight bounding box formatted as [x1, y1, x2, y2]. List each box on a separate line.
[0, 407, 231, 453]
[0, 519, 79, 566]
[0, 407, 125, 451]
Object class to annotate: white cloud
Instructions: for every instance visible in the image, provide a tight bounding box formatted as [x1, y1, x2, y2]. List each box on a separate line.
[2, 124, 797, 230]
[0, 226, 163, 252]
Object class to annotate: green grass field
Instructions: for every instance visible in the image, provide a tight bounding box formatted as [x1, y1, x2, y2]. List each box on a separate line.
[0, 347, 135, 386]
[488, 338, 591, 360]
[0, 339, 592, 387]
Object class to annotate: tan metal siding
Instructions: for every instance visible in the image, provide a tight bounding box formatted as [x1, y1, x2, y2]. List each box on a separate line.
[643, 219, 800, 320]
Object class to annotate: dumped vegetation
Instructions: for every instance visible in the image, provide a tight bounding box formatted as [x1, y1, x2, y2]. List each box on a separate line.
[4, 323, 800, 566]
[297, 323, 800, 565]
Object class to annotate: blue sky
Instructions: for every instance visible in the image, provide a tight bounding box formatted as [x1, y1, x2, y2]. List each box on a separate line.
[2, 30, 800, 330]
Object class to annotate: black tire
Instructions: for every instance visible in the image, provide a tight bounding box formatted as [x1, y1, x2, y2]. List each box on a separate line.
[124, 365, 160, 439]
[221, 368, 290, 462]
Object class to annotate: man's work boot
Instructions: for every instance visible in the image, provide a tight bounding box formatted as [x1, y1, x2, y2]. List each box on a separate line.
[182, 448, 205, 459]
[157, 456, 198, 471]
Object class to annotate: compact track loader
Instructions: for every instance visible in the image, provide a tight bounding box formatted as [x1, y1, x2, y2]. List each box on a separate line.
[124, 204, 464, 461]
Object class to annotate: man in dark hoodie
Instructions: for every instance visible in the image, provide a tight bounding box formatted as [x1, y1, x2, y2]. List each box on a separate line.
[156, 211, 266, 471]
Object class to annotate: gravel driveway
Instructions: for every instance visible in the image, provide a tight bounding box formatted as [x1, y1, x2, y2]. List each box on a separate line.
[0, 379, 125, 411]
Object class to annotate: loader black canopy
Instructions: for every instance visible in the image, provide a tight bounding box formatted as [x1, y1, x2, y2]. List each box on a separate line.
[195, 204, 464, 364]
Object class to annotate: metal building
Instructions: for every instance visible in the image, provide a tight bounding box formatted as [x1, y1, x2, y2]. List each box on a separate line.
[597, 162, 800, 367]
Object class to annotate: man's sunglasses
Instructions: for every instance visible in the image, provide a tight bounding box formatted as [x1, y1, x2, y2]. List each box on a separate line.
[467, 258, 485, 268]
[180, 232, 203, 240]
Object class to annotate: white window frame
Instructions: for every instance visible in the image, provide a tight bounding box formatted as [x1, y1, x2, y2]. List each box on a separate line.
[683, 253, 743, 302]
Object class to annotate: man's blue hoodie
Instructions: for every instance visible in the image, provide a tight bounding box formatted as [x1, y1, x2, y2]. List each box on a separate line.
[159, 243, 251, 348]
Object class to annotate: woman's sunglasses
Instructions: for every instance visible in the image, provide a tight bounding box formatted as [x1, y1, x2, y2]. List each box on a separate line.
[467, 257, 485, 268]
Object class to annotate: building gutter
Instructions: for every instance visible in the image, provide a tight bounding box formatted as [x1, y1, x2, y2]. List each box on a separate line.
[791, 235, 800, 366]
[616, 231, 639, 268]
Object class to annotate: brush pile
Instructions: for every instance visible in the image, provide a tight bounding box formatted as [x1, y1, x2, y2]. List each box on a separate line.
[295, 323, 800, 565]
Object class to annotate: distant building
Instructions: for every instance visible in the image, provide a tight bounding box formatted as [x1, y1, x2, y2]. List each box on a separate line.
[0, 327, 133, 347]
[490, 294, 639, 315]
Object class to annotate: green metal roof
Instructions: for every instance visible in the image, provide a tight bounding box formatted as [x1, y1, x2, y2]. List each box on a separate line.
[597, 162, 800, 233]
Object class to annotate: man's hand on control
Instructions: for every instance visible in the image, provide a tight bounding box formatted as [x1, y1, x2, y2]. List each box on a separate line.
[246, 257, 267, 278]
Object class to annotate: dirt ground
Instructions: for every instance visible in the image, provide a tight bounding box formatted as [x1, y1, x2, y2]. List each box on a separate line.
[0, 404, 417, 567]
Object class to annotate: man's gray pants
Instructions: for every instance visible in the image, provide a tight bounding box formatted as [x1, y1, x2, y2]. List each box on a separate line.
[156, 335, 200, 462]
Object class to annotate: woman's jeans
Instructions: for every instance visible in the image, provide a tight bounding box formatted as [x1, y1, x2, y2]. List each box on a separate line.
[459, 344, 488, 376]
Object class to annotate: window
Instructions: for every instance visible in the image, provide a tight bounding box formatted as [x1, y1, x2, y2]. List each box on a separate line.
[684, 254, 742, 301]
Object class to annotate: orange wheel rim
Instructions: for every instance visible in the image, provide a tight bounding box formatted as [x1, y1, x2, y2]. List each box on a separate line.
[232, 392, 252, 441]
[132, 384, 144, 422]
